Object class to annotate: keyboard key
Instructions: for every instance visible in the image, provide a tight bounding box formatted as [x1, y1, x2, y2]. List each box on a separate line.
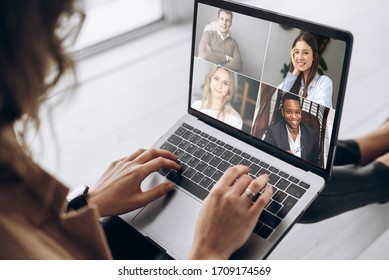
[249, 164, 261, 176]
[220, 150, 234, 161]
[192, 172, 204, 183]
[203, 166, 216, 177]
[189, 134, 202, 144]
[193, 148, 205, 158]
[289, 176, 300, 184]
[266, 201, 282, 214]
[276, 178, 290, 190]
[212, 146, 226, 156]
[188, 157, 200, 168]
[182, 123, 193, 130]
[269, 173, 280, 185]
[199, 177, 212, 189]
[250, 156, 260, 164]
[269, 166, 279, 173]
[173, 148, 185, 159]
[273, 190, 287, 203]
[201, 152, 213, 163]
[185, 144, 197, 154]
[257, 225, 273, 239]
[277, 196, 298, 218]
[211, 170, 223, 181]
[240, 159, 251, 167]
[195, 161, 207, 172]
[180, 153, 192, 163]
[158, 168, 170, 176]
[259, 161, 270, 169]
[224, 144, 233, 150]
[182, 131, 194, 140]
[229, 154, 243, 165]
[217, 160, 231, 172]
[204, 142, 217, 152]
[286, 184, 306, 199]
[241, 152, 251, 159]
[259, 210, 282, 229]
[175, 176, 208, 200]
[167, 134, 182, 146]
[299, 181, 310, 189]
[183, 167, 196, 179]
[209, 157, 222, 167]
[174, 127, 187, 136]
[197, 138, 209, 148]
[232, 148, 242, 154]
[160, 142, 176, 153]
[253, 221, 263, 233]
[278, 170, 289, 178]
[166, 170, 180, 182]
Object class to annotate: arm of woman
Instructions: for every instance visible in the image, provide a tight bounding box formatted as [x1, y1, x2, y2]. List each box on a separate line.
[87, 148, 181, 217]
[188, 166, 273, 259]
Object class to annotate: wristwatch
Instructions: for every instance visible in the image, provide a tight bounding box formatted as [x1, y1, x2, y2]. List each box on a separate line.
[66, 184, 89, 211]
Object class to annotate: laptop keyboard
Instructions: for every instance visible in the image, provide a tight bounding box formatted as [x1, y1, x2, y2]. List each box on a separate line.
[158, 122, 310, 240]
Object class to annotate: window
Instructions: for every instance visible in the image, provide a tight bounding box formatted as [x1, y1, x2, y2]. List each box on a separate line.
[72, 0, 194, 58]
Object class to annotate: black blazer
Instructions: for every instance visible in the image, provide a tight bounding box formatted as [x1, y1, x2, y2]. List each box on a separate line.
[263, 119, 320, 165]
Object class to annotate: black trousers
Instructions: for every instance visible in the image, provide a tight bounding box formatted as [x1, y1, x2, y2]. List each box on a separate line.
[299, 140, 389, 223]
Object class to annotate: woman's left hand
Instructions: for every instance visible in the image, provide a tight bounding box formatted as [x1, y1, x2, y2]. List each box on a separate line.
[88, 148, 181, 217]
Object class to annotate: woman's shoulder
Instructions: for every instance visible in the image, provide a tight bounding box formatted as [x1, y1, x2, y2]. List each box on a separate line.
[316, 73, 332, 84]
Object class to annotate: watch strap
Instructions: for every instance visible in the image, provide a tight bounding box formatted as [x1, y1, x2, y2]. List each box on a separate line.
[67, 186, 89, 211]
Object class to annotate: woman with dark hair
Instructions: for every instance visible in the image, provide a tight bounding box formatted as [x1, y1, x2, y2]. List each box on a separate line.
[0, 0, 272, 259]
[282, 31, 333, 108]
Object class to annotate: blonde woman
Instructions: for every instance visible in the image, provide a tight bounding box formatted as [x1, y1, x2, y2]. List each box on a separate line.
[192, 65, 243, 129]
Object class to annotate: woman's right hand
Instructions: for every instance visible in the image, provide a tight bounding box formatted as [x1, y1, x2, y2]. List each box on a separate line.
[290, 48, 300, 76]
[188, 165, 273, 260]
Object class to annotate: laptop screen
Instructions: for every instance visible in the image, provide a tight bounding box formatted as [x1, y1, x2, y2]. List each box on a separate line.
[188, 0, 353, 179]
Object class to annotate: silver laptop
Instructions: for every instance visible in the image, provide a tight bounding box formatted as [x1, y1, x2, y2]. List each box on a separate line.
[121, 0, 353, 259]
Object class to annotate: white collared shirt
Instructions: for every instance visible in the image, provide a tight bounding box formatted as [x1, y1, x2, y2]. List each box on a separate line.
[286, 125, 302, 157]
[217, 28, 230, 41]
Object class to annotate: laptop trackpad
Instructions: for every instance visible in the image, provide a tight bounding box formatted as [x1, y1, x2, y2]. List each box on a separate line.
[132, 188, 201, 259]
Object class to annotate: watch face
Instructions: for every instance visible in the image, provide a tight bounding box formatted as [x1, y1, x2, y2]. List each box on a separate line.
[67, 185, 87, 201]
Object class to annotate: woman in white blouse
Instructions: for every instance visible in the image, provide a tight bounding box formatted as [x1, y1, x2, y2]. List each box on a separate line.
[281, 31, 333, 108]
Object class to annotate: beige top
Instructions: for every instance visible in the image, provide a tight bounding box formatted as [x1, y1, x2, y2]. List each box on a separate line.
[0, 143, 112, 259]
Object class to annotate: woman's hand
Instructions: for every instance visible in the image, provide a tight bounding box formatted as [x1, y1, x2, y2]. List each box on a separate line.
[88, 148, 181, 217]
[290, 48, 300, 76]
[188, 165, 273, 260]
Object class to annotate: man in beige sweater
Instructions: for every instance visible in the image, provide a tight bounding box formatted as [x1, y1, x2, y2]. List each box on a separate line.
[198, 9, 243, 72]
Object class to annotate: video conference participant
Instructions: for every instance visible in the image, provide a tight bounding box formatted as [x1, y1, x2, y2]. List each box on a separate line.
[281, 31, 333, 109]
[263, 93, 320, 165]
[198, 9, 243, 72]
[192, 65, 243, 130]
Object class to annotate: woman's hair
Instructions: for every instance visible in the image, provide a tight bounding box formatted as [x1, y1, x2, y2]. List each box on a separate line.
[289, 31, 320, 98]
[201, 65, 236, 121]
[0, 0, 78, 173]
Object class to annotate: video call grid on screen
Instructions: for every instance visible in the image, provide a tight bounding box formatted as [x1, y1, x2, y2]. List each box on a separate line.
[189, 0, 352, 174]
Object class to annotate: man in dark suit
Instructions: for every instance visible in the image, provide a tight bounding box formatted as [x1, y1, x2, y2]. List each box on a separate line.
[264, 93, 320, 165]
